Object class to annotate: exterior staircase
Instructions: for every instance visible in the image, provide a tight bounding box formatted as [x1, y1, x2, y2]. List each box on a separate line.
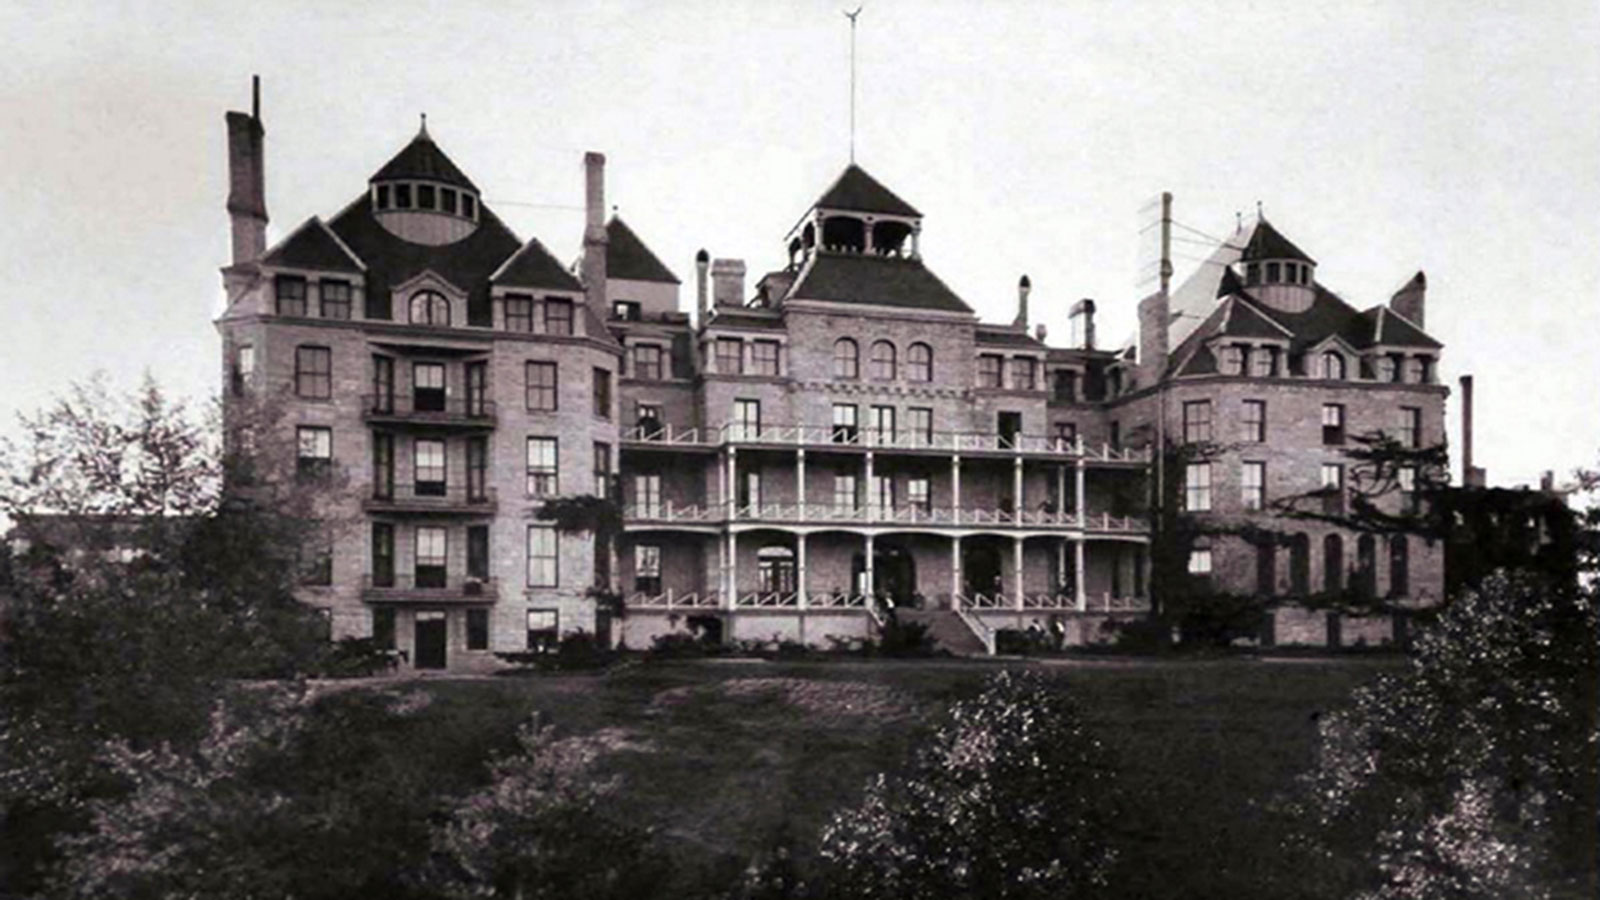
[892, 609, 990, 656]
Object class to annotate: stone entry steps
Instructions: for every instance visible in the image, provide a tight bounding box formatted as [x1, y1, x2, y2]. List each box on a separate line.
[891, 609, 989, 656]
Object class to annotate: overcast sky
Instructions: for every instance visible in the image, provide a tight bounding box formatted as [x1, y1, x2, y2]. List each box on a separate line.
[2, 0, 1596, 487]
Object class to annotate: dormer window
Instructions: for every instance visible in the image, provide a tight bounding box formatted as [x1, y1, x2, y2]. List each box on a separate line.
[441, 189, 457, 214]
[612, 300, 642, 321]
[1221, 345, 1245, 375]
[461, 194, 476, 220]
[1245, 263, 1261, 286]
[375, 185, 391, 210]
[394, 184, 412, 209]
[409, 290, 450, 327]
[418, 185, 436, 210]
[1266, 262, 1281, 284]
[1407, 356, 1431, 384]
[1320, 351, 1346, 380]
[1251, 347, 1277, 378]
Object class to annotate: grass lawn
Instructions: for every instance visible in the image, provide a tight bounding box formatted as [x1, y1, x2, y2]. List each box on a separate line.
[353, 655, 1401, 898]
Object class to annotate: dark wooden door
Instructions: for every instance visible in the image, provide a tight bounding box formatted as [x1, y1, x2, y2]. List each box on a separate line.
[414, 612, 447, 669]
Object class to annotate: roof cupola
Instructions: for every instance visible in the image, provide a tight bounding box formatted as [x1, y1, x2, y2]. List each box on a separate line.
[1233, 215, 1316, 313]
[785, 163, 922, 268]
[368, 116, 483, 246]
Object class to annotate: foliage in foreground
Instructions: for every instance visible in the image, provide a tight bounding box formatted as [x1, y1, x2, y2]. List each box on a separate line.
[1282, 570, 1599, 899]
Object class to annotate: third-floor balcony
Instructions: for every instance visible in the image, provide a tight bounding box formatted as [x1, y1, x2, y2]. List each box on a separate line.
[622, 422, 1148, 463]
[364, 483, 498, 516]
[363, 394, 497, 429]
[621, 501, 1147, 534]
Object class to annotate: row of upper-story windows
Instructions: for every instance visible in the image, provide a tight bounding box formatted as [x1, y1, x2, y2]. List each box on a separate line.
[977, 353, 1042, 391]
[1188, 532, 1413, 599]
[714, 337, 783, 377]
[1243, 261, 1311, 287]
[368, 522, 562, 596]
[1182, 459, 1418, 515]
[373, 181, 479, 221]
[831, 338, 934, 383]
[1215, 343, 1435, 384]
[1180, 398, 1423, 448]
[275, 275, 353, 320]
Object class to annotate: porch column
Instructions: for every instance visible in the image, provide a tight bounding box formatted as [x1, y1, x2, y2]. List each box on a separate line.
[1140, 543, 1152, 602]
[864, 451, 874, 522]
[864, 533, 875, 601]
[797, 532, 808, 609]
[1074, 458, 1087, 525]
[1013, 457, 1024, 514]
[725, 447, 737, 518]
[952, 455, 962, 524]
[1013, 535, 1025, 611]
[726, 531, 737, 609]
[1057, 538, 1068, 597]
[797, 448, 807, 518]
[1075, 538, 1087, 611]
[951, 536, 962, 604]
[1057, 464, 1067, 515]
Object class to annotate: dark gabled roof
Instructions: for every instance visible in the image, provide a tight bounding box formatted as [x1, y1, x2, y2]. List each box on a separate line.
[1240, 219, 1315, 264]
[328, 193, 521, 326]
[814, 164, 921, 217]
[788, 253, 971, 313]
[976, 327, 1044, 348]
[606, 217, 679, 284]
[1216, 266, 1245, 298]
[370, 130, 479, 192]
[260, 217, 365, 273]
[1218, 296, 1292, 339]
[1367, 306, 1443, 349]
[493, 237, 583, 292]
[706, 310, 785, 331]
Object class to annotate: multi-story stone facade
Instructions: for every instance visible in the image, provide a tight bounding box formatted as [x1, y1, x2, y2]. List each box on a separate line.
[215, 91, 1444, 669]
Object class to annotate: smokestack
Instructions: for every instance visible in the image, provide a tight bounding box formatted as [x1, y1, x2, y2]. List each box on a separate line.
[1069, 298, 1096, 350]
[1460, 374, 1486, 487]
[1158, 191, 1173, 295]
[1014, 274, 1031, 328]
[695, 249, 710, 325]
[225, 75, 268, 265]
[711, 259, 746, 308]
[581, 152, 608, 316]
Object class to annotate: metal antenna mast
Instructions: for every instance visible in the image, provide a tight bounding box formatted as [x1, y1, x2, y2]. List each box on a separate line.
[845, 6, 863, 163]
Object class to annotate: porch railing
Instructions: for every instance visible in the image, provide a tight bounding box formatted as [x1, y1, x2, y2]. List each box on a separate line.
[951, 603, 997, 655]
[627, 589, 722, 609]
[621, 421, 1151, 462]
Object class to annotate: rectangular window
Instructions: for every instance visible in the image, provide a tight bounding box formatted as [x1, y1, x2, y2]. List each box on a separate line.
[417, 184, 436, 210]
[526, 437, 558, 496]
[1322, 404, 1346, 445]
[441, 188, 458, 215]
[1188, 548, 1213, 575]
[635, 403, 663, 438]
[738, 470, 761, 510]
[1322, 463, 1345, 514]
[467, 524, 490, 580]
[1266, 262, 1281, 283]
[716, 338, 743, 374]
[632, 344, 663, 380]
[1185, 462, 1212, 512]
[505, 295, 534, 332]
[414, 438, 446, 496]
[375, 185, 391, 210]
[296, 426, 332, 479]
[461, 193, 476, 219]
[372, 607, 396, 649]
[1251, 347, 1277, 378]
[978, 354, 1003, 388]
[832, 403, 859, 443]
[592, 442, 610, 498]
[466, 608, 489, 650]
[525, 609, 558, 652]
[275, 276, 308, 316]
[1400, 406, 1422, 448]
[907, 476, 931, 512]
[634, 474, 661, 517]
[1182, 400, 1213, 444]
[372, 432, 394, 499]
[415, 526, 447, 588]
[871, 405, 896, 443]
[465, 361, 487, 417]
[750, 340, 780, 376]
[1109, 420, 1121, 449]
[372, 522, 395, 588]
[543, 298, 574, 335]
[833, 474, 858, 511]
[1243, 400, 1266, 442]
[612, 300, 642, 321]
[231, 344, 254, 396]
[1398, 466, 1417, 513]
[1054, 369, 1079, 402]
[1407, 357, 1429, 384]
[525, 361, 557, 411]
[372, 355, 395, 412]
[1221, 345, 1245, 375]
[870, 475, 895, 510]
[908, 407, 933, 445]
[1242, 461, 1266, 511]
[413, 362, 446, 412]
[1378, 355, 1399, 383]
[1052, 421, 1077, 449]
[394, 184, 412, 209]
[592, 368, 611, 419]
[1012, 356, 1037, 391]
[295, 346, 332, 399]
[320, 280, 352, 319]
[733, 399, 761, 441]
[526, 527, 558, 588]
[634, 545, 662, 594]
[467, 436, 487, 501]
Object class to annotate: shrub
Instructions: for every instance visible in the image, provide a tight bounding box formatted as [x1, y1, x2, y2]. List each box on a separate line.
[994, 627, 1057, 656]
[647, 631, 714, 660]
[314, 637, 399, 678]
[875, 616, 939, 658]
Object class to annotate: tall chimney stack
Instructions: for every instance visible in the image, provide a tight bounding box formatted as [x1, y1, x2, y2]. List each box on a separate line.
[711, 259, 746, 308]
[1014, 274, 1031, 328]
[1069, 298, 1097, 350]
[581, 152, 608, 316]
[695, 249, 710, 325]
[1460, 374, 1486, 487]
[225, 75, 268, 265]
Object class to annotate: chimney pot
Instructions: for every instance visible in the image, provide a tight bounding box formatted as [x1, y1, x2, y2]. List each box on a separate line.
[711, 259, 747, 308]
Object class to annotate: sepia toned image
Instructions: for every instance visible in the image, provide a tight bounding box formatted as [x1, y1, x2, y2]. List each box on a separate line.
[1, 2, 1596, 898]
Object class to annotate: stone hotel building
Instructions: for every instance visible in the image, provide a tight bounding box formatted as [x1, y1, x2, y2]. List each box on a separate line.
[215, 91, 1446, 669]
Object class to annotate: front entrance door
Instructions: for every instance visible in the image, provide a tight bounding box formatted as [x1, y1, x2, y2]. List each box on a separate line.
[874, 545, 917, 608]
[415, 611, 448, 669]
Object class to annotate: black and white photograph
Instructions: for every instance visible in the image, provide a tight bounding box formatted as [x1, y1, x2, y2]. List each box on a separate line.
[1, 2, 1596, 897]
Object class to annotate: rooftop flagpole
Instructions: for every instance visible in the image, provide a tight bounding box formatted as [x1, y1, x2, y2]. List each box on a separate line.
[845, 6, 862, 163]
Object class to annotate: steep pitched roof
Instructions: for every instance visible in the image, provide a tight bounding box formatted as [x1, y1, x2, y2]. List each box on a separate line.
[814, 164, 921, 217]
[492, 237, 583, 292]
[370, 131, 479, 192]
[328, 193, 521, 325]
[1218, 295, 1292, 339]
[788, 253, 971, 313]
[260, 217, 366, 273]
[606, 217, 679, 284]
[1240, 218, 1315, 264]
[1366, 306, 1443, 349]
[976, 327, 1045, 348]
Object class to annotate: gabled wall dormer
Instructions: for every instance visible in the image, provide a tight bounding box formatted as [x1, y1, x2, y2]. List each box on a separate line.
[368, 119, 483, 247]
[392, 270, 471, 330]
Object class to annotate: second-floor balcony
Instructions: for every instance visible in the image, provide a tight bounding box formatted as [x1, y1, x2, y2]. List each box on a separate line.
[622, 422, 1148, 463]
[361, 573, 500, 602]
[621, 501, 1147, 534]
[364, 483, 498, 515]
[363, 394, 498, 429]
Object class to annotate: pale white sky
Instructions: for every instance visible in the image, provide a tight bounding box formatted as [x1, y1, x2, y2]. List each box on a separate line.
[1, 0, 1596, 486]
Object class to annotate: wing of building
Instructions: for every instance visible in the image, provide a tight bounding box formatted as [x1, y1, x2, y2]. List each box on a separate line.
[216, 93, 1445, 669]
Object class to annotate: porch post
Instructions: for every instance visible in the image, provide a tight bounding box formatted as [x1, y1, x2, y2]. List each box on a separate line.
[1013, 457, 1024, 515]
[1057, 538, 1068, 597]
[725, 447, 737, 518]
[726, 531, 737, 609]
[797, 448, 807, 518]
[1074, 458, 1087, 524]
[1057, 464, 1067, 515]
[864, 533, 875, 602]
[1075, 538, 1087, 611]
[952, 455, 962, 524]
[797, 532, 808, 609]
[864, 451, 874, 522]
[951, 536, 961, 605]
[1013, 535, 1025, 611]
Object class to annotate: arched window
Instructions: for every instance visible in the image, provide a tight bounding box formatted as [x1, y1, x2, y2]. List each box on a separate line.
[833, 338, 859, 380]
[410, 290, 450, 327]
[907, 342, 933, 382]
[1323, 534, 1344, 593]
[757, 545, 796, 595]
[1289, 534, 1310, 595]
[1389, 536, 1410, 597]
[870, 340, 896, 380]
[1320, 351, 1345, 380]
[1356, 534, 1377, 599]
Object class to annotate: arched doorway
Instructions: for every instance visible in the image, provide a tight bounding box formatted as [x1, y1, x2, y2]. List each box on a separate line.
[962, 538, 1005, 598]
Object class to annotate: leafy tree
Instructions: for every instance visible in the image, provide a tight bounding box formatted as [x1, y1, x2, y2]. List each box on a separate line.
[813, 671, 1120, 899]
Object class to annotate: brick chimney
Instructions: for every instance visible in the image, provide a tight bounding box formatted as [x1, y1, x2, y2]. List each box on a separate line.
[712, 258, 746, 308]
[581, 152, 608, 317]
[695, 249, 709, 325]
[1069, 298, 1096, 350]
[225, 75, 268, 266]
[1390, 271, 1427, 329]
[1137, 289, 1170, 384]
[1013, 274, 1031, 328]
